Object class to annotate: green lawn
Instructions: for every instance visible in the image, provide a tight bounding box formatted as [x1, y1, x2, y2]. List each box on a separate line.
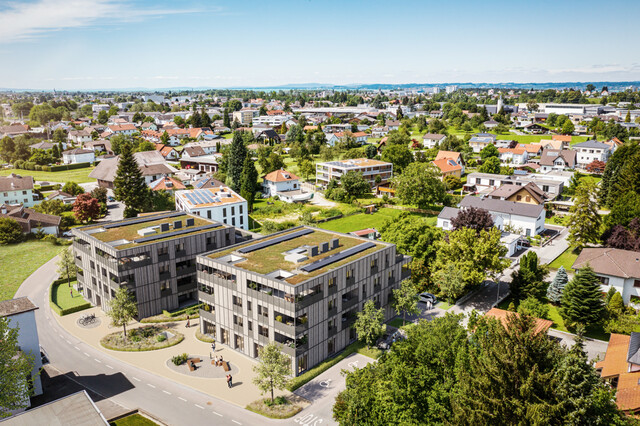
[317, 207, 436, 234]
[436, 301, 453, 310]
[496, 134, 592, 145]
[51, 280, 86, 310]
[387, 318, 407, 328]
[547, 247, 579, 271]
[110, 414, 158, 426]
[0, 241, 64, 301]
[0, 167, 96, 183]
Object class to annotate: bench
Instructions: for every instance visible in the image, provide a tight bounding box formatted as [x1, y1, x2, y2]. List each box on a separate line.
[187, 360, 195, 371]
[221, 361, 230, 372]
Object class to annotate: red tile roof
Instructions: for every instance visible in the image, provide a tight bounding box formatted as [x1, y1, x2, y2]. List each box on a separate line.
[263, 169, 299, 182]
[485, 308, 553, 335]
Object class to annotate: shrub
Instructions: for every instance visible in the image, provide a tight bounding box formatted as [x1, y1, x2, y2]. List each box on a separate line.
[157, 334, 167, 342]
[130, 335, 141, 342]
[275, 315, 283, 323]
[171, 353, 189, 366]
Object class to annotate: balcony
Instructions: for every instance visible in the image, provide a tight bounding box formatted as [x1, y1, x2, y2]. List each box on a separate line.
[74, 257, 83, 268]
[327, 306, 337, 317]
[341, 295, 359, 310]
[73, 242, 92, 256]
[198, 290, 215, 305]
[232, 303, 243, 314]
[327, 325, 337, 337]
[276, 342, 296, 357]
[157, 253, 170, 263]
[341, 315, 356, 330]
[346, 276, 356, 287]
[401, 268, 411, 281]
[175, 249, 187, 258]
[159, 271, 171, 281]
[199, 309, 215, 324]
[373, 284, 382, 293]
[297, 291, 324, 309]
[176, 264, 196, 276]
[274, 320, 295, 336]
[117, 256, 151, 271]
[328, 285, 337, 296]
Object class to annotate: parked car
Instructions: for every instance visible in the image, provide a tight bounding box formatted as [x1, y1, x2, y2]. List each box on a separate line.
[107, 196, 115, 202]
[419, 292, 437, 304]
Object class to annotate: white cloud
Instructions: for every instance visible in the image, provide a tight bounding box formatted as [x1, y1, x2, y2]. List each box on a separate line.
[0, 0, 206, 43]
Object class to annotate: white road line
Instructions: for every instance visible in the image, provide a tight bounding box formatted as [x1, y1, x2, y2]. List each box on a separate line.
[212, 411, 223, 417]
[83, 352, 90, 357]
[232, 420, 242, 425]
[58, 334, 64, 338]
[94, 359, 101, 363]
[178, 397, 187, 402]
[132, 377, 141, 382]
[194, 404, 204, 409]
[65, 340, 71, 344]
[74, 346, 80, 351]
[162, 390, 171, 395]
[106, 365, 114, 369]
[147, 384, 156, 389]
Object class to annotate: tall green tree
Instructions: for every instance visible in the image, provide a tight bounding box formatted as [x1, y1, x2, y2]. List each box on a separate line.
[392, 279, 419, 325]
[353, 300, 385, 348]
[600, 142, 639, 207]
[510, 251, 549, 302]
[0, 218, 23, 244]
[478, 156, 500, 174]
[381, 144, 413, 174]
[0, 317, 35, 418]
[240, 155, 258, 213]
[113, 143, 151, 218]
[392, 162, 446, 209]
[56, 247, 77, 287]
[107, 288, 138, 338]
[561, 265, 606, 328]
[223, 108, 230, 128]
[252, 343, 290, 403]
[547, 266, 569, 304]
[567, 181, 601, 250]
[434, 261, 466, 303]
[227, 131, 247, 192]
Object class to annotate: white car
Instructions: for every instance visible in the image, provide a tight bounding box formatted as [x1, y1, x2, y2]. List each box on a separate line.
[419, 293, 437, 304]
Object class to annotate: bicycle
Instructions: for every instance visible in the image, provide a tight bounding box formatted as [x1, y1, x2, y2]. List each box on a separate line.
[79, 314, 96, 326]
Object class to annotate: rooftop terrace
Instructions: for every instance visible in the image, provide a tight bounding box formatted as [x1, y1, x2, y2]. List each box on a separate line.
[208, 227, 384, 285]
[79, 212, 223, 249]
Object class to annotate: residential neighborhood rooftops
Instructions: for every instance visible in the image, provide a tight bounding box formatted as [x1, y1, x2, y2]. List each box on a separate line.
[572, 247, 640, 279]
[460, 195, 544, 218]
[487, 182, 545, 204]
[596, 333, 640, 411]
[208, 227, 385, 285]
[432, 158, 462, 174]
[539, 149, 576, 167]
[437, 206, 460, 221]
[422, 133, 446, 140]
[0, 296, 38, 317]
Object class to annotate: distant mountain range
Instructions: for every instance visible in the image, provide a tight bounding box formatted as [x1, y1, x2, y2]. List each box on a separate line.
[1, 81, 639, 92]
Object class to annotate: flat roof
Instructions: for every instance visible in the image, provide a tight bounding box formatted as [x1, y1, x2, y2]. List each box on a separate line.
[77, 212, 225, 249]
[318, 158, 392, 169]
[175, 187, 245, 209]
[208, 227, 385, 285]
[0, 297, 38, 317]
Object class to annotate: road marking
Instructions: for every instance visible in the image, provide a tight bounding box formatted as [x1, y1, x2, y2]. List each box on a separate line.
[319, 378, 332, 387]
[58, 334, 64, 338]
[194, 404, 204, 409]
[132, 377, 141, 382]
[106, 365, 114, 370]
[83, 352, 90, 357]
[178, 397, 187, 402]
[147, 383, 156, 389]
[94, 359, 101, 363]
[232, 420, 242, 425]
[65, 340, 71, 344]
[212, 411, 222, 417]
[74, 346, 80, 351]
[162, 390, 171, 395]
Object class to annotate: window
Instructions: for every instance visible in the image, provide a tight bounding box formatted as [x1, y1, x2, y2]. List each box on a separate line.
[346, 269, 354, 280]
[258, 325, 269, 337]
[22, 191, 26, 195]
[233, 315, 243, 327]
[543, 185, 549, 192]
[370, 259, 377, 269]
[157, 246, 168, 257]
[160, 281, 170, 292]
[232, 295, 242, 307]
[232, 217, 235, 226]
[258, 305, 268, 318]
[231, 206, 235, 215]
[489, 179, 495, 186]
[159, 264, 169, 274]
[526, 196, 531, 202]
[239, 205, 243, 214]
[240, 216, 243, 225]
[248, 321, 253, 331]
[247, 301, 252, 311]
[207, 210, 212, 219]
[223, 208, 227, 217]
[516, 195, 522, 201]
[600, 276, 611, 286]
[328, 298, 335, 310]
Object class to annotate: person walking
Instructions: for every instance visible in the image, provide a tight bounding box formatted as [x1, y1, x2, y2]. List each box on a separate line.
[186, 315, 190, 328]
[70, 288, 73, 298]
[228, 374, 233, 388]
[211, 341, 216, 352]
[226, 374, 231, 388]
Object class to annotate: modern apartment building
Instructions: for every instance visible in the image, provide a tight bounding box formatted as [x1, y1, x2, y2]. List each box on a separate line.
[72, 211, 248, 318]
[232, 109, 258, 126]
[175, 186, 248, 230]
[315, 158, 393, 188]
[196, 226, 411, 375]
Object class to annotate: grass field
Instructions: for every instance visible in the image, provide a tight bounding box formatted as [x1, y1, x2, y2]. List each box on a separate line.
[0, 167, 96, 183]
[51, 280, 86, 310]
[0, 241, 64, 301]
[317, 208, 436, 234]
[110, 413, 158, 426]
[547, 247, 579, 271]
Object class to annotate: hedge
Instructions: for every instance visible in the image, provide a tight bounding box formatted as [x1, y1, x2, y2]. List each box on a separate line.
[41, 162, 91, 172]
[49, 280, 91, 316]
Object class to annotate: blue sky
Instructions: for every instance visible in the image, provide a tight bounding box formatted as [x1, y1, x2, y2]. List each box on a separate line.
[1, 0, 639, 90]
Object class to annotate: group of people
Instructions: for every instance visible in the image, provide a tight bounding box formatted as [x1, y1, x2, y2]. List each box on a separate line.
[209, 340, 233, 387]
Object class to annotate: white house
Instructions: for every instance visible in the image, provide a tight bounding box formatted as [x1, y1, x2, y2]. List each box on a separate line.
[175, 186, 248, 230]
[539, 149, 577, 172]
[571, 140, 614, 167]
[62, 148, 95, 164]
[469, 133, 497, 153]
[324, 133, 340, 147]
[0, 297, 43, 414]
[573, 248, 640, 305]
[459, 195, 545, 236]
[67, 128, 93, 144]
[262, 169, 311, 203]
[0, 174, 36, 207]
[498, 147, 528, 165]
[422, 133, 446, 149]
[106, 124, 136, 137]
[252, 115, 292, 127]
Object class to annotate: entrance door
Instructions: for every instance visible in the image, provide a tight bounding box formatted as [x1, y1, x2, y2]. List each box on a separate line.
[96, 295, 101, 306]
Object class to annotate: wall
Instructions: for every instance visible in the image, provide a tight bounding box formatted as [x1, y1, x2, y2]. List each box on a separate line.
[8, 310, 43, 397]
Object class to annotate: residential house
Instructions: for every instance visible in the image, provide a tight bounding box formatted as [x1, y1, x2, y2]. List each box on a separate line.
[483, 119, 499, 129]
[459, 195, 545, 236]
[371, 126, 389, 138]
[149, 176, 186, 193]
[232, 109, 258, 126]
[539, 148, 577, 172]
[523, 143, 543, 157]
[0, 124, 29, 138]
[0, 298, 43, 415]
[487, 182, 545, 205]
[498, 147, 528, 165]
[106, 124, 136, 137]
[571, 140, 614, 167]
[141, 122, 158, 131]
[175, 186, 248, 230]
[192, 176, 226, 189]
[469, 133, 497, 153]
[183, 140, 219, 155]
[68, 128, 93, 144]
[596, 333, 640, 413]
[522, 123, 547, 134]
[316, 158, 393, 188]
[0, 173, 36, 207]
[46, 190, 75, 204]
[262, 169, 311, 203]
[0, 204, 60, 235]
[29, 141, 55, 151]
[255, 129, 281, 144]
[181, 146, 207, 159]
[485, 308, 553, 334]
[335, 131, 368, 145]
[552, 134, 572, 149]
[572, 248, 640, 305]
[154, 143, 179, 161]
[386, 120, 401, 131]
[324, 133, 340, 147]
[62, 148, 95, 164]
[180, 154, 218, 174]
[422, 133, 446, 149]
[83, 139, 113, 155]
[435, 150, 465, 174]
[539, 139, 564, 150]
[2, 391, 108, 425]
[89, 151, 176, 189]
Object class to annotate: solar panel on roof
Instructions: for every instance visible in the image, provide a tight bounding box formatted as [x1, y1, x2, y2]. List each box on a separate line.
[184, 193, 197, 205]
[299, 242, 376, 273]
[133, 223, 222, 243]
[101, 212, 184, 229]
[237, 228, 314, 254]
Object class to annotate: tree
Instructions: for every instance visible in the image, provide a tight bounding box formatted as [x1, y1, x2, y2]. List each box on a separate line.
[34, 199, 65, 216]
[113, 142, 151, 218]
[510, 251, 549, 302]
[392, 162, 446, 209]
[97, 110, 108, 124]
[223, 108, 230, 128]
[480, 144, 499, 159]
[561, 265, 606, 328]
[107, 288, 138, 338]
[0, 218, 23, 244]
[72, 193, 101, 223]
[586, 160, 606, 174]
[600, 142, 639, 207]
[240, 155, 258, 213]
[392, 279, 419, 325]
[380, 144, 413, 174]
[353, 300, 385, 348]
[56, 247, 77, 288]
[547, 266, 569, 304]
[561, 120, 575, 135]
[91, 186, 108, 205]
[62, 181, 84, 196]
[227, 132, 247, 192]
[567, 182, 601, 250]
[298, 160, 315, 181]
[364, 144, 377, 159]
[586, 84, 596, 92]
[434, 261, 466, 303]
[478, 156, 500, 174]
[252, 343, 291, 403]
[136, 140, 155, 152]
[160, 131, 170, 145]
[0, 317, 35, 418]
[450, 207, 494, 233]
[336, 170, 370, 199]
[517, 296, 549, 319]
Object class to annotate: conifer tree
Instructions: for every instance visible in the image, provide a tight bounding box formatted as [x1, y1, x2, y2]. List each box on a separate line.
[113, 142, 151, 218]
[566, 182, 601, 250]
[223, 108, 230, 128]
[240, 154, 258, 213]
[227, 131, 247, 192]
[510, 251, 548, 302]
[547, 266, 568, 304]
[561, 265, 606, 327]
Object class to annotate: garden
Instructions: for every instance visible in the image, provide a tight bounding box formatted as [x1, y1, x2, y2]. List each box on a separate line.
[140, 303, 201, 323]
[0, 166, 96, 183]
[49, 279, 91, 316]
[246, 396, 304, 419]
[100, 325, 184, 351]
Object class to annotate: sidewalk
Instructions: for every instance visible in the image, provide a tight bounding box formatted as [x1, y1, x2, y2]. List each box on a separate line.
[52, 305, 285, 408]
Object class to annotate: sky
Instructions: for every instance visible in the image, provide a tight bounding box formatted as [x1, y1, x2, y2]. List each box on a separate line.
[0, 0, 639, 90]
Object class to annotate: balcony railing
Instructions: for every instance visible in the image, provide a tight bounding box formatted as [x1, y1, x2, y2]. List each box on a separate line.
[176, 264, 196, 276]
[328, 306, 337, 317]
[328, 325, 337, 337]
[341, 296, 359, 310]
[198, 290, 215, 305]
[297, 291, 324, 309]
[199, 309, 215, 324]
[328, 284, 338, 295]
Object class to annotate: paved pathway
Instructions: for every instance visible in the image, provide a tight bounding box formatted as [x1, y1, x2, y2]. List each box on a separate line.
[531, 225, 570, 265]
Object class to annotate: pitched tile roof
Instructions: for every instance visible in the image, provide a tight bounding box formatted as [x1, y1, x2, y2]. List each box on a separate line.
[485, 308, 553, 335]
[149, 176, 186, 191]
[432, 158, 462, 174]
[595, 333, 640, 411]
[498, 147, 526, 155]
[435, 151, 462, 162]
[422, 133, 446, 140]
[0, 173, 34, 192]
[572, 248, 640, 279]
[487, 182, 544, 204]
[0, 297, 38, 317]
[263, 169, 299, 182]
[539, 149, 576, 167]
[460, 195, 544, 218]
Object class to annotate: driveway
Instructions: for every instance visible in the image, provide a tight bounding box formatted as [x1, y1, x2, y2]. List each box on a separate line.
[548, 329, 607, 362]
[530, 225, 569, 265]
